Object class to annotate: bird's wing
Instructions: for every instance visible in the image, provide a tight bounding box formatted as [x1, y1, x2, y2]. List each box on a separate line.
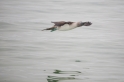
[51, 21, 74, 26]
[51, 21, 66, 26]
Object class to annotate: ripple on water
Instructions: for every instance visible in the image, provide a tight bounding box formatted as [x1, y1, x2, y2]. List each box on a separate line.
[47, 69, 82, 82]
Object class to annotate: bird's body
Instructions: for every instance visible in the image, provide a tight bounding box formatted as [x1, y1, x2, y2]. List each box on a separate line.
[57, 22, 77, 31]
[42, 21, 92, 32]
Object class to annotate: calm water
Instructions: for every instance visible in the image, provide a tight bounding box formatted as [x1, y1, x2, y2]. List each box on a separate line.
[0, 0, 124, 82]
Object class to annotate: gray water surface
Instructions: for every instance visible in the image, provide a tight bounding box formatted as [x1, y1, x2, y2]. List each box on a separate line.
[0, 0, 124, 82]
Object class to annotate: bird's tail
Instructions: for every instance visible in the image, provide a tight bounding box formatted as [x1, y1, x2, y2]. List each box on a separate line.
[42, 27, 57, 32]
[42, 27, 54, 31]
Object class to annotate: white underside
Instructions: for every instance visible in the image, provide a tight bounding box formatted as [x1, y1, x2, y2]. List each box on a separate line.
[57, 23, 77, 31]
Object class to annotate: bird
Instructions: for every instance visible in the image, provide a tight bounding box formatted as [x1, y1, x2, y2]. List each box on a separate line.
[42, 21, 92, 32]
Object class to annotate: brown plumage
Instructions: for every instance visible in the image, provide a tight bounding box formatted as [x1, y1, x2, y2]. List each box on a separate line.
[51, 21, 74, 26]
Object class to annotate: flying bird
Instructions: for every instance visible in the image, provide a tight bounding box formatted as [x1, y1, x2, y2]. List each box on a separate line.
[42, 21, 92, 32]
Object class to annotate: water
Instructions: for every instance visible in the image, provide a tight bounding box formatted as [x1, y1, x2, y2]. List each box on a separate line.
[0, 0, 124, 82]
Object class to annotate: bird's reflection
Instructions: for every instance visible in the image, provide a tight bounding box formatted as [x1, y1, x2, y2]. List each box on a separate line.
[47, 70, 81, 82]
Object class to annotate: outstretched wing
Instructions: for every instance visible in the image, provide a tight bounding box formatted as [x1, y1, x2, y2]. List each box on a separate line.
[51, 21, 74, 26]
[51, 21, 66, 26]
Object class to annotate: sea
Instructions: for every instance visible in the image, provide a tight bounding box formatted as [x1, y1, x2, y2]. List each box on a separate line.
[0, 0, 124, 82]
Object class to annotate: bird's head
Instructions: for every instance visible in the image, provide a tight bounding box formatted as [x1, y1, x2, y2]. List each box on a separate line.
[78, 21, 92, 27]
